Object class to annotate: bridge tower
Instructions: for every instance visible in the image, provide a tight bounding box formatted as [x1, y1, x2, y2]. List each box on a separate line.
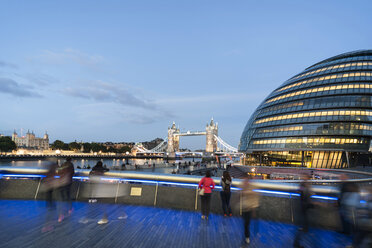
[206, 118, 218, 153]
[167, 122, 180, 153]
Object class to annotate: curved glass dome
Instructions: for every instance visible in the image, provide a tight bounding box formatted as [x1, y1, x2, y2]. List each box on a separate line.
[240, 50, 372, 162]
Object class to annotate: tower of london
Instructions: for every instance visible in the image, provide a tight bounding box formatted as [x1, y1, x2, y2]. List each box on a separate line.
[12, 130, 49, 150]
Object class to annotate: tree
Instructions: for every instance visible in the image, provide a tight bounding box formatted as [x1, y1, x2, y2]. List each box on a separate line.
[68, 142, 81, 151]
[51, 140, 68, 150]
[82, 142, 92, 153]
[0, 136, 16, 152]
[118, 145, 131, 154]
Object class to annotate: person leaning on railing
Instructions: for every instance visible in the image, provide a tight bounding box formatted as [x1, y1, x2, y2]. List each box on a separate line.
[198, 170, 215, 220]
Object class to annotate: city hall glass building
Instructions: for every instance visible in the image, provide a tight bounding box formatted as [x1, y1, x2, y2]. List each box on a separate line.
[239, 50, 372, 168]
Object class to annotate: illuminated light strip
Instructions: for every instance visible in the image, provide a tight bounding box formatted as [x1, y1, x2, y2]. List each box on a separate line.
[72, 176, 90, 180]
[253, 189, 300, 197]
[311, 195, 338, 201]
[100, 178, 121, 181]
[158, 181, 199, 187]
[120, 179, 158, 184]
[0, 174, 46, 178]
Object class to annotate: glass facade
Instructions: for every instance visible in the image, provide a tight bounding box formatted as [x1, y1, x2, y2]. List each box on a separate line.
[239, 50, 372, 168]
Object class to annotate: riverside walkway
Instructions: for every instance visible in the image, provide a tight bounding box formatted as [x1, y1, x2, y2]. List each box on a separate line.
[0, 200, 350, 248]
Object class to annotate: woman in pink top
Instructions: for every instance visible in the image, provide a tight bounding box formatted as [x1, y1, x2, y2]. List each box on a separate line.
[198, 171, 215, 220]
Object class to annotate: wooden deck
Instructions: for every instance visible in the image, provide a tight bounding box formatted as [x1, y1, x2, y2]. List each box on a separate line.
[0, 200, 350, 248]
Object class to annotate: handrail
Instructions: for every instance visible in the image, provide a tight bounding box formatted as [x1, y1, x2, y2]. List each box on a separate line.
[1, 166, 369, 196]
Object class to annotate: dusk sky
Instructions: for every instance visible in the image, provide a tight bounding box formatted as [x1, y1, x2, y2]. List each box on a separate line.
[1, 1, 372, 150]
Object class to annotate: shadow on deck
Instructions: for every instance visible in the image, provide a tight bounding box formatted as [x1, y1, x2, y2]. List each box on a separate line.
[0, 200, 350, 248]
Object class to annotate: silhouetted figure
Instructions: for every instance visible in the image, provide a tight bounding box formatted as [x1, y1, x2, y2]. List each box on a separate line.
[339, 180, 361, 246]
[220, 171, 232, 216]
[241, 177, 259, 244]
[89, 161, 109, 224]
[198, 171, 215, 220]
[41, 158, 58, 233]
[57, 157, 75, 221]
[338, 174, 354, 235]
[294, 176, 313, 247]
[44, 159, 58, 209]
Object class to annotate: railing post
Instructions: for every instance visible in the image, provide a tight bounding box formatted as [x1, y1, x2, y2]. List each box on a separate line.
[195, 186, 198, 210]
[290, 194, 294, 223]
[34, 177, 42, 199]
[154, 182, 159, 206]
[114, 180, 120, 203]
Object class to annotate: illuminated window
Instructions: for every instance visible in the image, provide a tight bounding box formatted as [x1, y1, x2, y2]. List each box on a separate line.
[254, 109, 372, 125]
[276, 71, 372, 93]
[266, 83, 372, 104]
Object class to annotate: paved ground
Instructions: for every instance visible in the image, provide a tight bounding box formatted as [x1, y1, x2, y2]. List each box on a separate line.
[0, 200, 350, 248]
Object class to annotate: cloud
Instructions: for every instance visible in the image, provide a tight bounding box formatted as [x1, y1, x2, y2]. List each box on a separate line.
[73, 102, 174, 125]
[155, 93, 263, 104]
[0, 60, 18, 69]
[63, 81, 156, 110]
[0, 78, 42, 98]
[35, 49, 104, 67]
[23, 73, 59, 86]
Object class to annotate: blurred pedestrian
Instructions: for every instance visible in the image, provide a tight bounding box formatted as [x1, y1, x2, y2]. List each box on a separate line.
[90, 161, 109, 224]
[220, 171, 232, 216]
[57, 157, 75, 222]
[43, 159, 58, 209]
[41, 158, 58, 233]
[338, 174, 354, 235]
[339, 180, 361, 247]
[241, 177, 259, 244]
[294, 175, 313, 248]
[198, 170, 215, 220]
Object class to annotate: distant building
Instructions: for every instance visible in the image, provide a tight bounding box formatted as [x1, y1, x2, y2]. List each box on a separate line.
[12, 130, 49, 150]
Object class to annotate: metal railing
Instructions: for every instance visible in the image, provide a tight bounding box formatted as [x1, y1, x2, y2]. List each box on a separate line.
[2, 166, 372, 196]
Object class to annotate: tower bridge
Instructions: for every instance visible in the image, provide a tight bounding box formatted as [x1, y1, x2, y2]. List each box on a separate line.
[134, 118, 239, 155]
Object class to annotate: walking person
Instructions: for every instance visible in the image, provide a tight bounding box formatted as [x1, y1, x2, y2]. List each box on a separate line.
[41, 158, 59, 233]
[241, 177, 259, 244]
[198, 170, 215, 220]
[293, 176, 313, 248]
[57, 157, 75, 222]
[220, 171, 232, 216]
[44, 158, 59, 209]
[89, 161, 110, 224]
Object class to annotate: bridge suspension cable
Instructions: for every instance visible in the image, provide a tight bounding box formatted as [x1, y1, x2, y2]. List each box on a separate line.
[214, 135, 238, 153]
[134, 137, 168, 153]
[150, 137, 168, 152]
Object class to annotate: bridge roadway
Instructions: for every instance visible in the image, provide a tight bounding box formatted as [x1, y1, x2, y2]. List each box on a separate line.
[0, 200, 350, 248]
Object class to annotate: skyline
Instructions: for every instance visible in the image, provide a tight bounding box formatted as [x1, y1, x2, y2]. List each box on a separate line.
[1, 1, 372, 150]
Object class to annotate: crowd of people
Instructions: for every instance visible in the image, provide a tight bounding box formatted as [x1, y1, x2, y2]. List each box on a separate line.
[40, 159, 372, 247]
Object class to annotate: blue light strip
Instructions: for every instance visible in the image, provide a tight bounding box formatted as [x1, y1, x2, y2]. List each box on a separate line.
[120, 179, 158, 184]
[157, 181, 198, 187]
[72, 176, 90, 180]
[253, 189, 300, 197]
[0, 174, 46, 178]
[311, 195, 338, 201]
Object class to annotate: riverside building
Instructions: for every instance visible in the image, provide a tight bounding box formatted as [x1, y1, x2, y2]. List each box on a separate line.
[239, 50, 372, 168]
[12, 130, 49, 150]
